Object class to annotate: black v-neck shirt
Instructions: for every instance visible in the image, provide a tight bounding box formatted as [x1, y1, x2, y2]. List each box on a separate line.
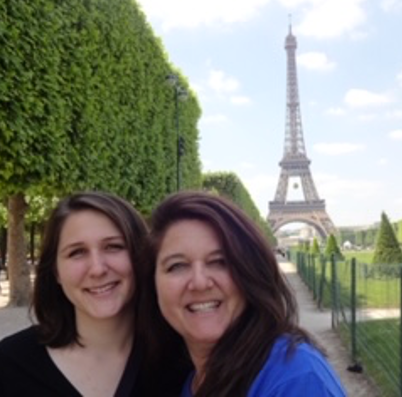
[0, 326, 190, 396]
[0, 326, 142, 396]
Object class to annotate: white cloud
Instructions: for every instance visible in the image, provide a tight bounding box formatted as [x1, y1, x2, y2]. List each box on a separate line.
[297, 52, 336, 71]
[381, 0, 402, 12]
[325, 107, 346, 116]
[230, 95, 252, 105]
[295, 0, 367, 39]
[313, 142, 365, 155]
[208, 69, 239, 94]
[344, 89, 393, 108]
[389, 129, 402, 140]
[137, 0, 271, 30]
[201, 114, 229, 124]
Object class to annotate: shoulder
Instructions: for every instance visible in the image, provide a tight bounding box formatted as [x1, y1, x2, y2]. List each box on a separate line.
[0, 326, 40, 357]
[0, 326, 47, 370]
[248, 336, 346, 396]
[0, 326, 50, 373]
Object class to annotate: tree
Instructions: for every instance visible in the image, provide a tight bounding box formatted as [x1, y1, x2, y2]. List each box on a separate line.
[395, 219, 402, 245]
[0, 0, 202, 305]
[311, 237, 321, 256]
[372, 212, 402, 264]
[325, 234, 343, 260]
[202, 172, 276, 245]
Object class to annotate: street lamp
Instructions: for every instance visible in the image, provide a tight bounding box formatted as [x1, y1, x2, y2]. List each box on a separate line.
[167, 73, 188, 191]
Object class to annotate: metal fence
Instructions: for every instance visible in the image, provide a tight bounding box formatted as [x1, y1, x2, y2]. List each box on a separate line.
[292, 252, 402, 397]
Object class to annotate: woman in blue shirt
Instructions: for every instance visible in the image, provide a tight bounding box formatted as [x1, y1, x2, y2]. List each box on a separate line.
[141, 190, 346, 397]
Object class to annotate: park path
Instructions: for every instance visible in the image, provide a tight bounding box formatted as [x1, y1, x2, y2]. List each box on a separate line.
[1, 265, 382, 395]
[279, 260, 381, 396]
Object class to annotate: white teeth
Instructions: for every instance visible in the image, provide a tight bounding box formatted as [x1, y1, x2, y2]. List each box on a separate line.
[87, 283, 116, 295]
[188, 301, 220, 312]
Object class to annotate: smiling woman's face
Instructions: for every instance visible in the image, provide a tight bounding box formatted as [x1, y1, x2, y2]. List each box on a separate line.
[155, 219, 246, 356]
[56, 210, 134, 323]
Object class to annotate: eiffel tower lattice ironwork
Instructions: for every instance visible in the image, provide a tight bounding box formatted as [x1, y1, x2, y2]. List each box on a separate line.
[267, 24, 336, 238]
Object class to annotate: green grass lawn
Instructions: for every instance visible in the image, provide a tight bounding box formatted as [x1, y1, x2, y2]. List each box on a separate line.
[297, 251, 401, 396]
[343, 250, 374, 264]
[340, 319, 401, 397]
[299, 253, 400, 308]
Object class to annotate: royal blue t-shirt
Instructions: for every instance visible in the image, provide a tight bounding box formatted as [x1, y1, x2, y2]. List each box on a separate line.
[181, 336, 346, 396]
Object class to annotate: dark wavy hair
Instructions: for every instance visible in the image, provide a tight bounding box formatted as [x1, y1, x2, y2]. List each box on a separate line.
[140, 190, 314, 397]
[31, 191, 148, 348]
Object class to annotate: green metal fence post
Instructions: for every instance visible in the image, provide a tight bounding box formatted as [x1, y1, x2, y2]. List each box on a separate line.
[312, 255, 317, 300]
[331, 254, 338, 329]
[318, 255, 326, 310]
[351, 257, 357, 363]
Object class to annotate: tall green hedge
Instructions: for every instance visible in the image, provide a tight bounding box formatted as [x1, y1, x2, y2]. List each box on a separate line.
[202, 172, 275, 245]
[0, 0, 202, 304]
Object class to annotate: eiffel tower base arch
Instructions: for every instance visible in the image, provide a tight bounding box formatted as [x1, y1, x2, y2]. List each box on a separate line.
[268, 201, 337, 239]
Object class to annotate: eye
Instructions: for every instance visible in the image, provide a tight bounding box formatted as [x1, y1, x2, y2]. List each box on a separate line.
[209, 257, 226, 267]
[105, 242, 126, 252]
[68, 248, 85, 259]
[166, 261, 188, 273]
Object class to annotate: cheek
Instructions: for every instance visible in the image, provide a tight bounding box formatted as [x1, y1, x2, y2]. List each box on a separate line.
[155, 275, 174, 312]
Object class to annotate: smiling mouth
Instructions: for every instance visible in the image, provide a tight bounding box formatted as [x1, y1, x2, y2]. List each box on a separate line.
[187, 301, 221, 313]
[86, 282, 118, 295]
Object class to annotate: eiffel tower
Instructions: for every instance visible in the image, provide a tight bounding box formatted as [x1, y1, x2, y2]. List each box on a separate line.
[267, 23, 336, 239]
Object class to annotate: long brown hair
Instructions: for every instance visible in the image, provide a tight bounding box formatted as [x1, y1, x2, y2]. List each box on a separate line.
[140, 190, 314, 396]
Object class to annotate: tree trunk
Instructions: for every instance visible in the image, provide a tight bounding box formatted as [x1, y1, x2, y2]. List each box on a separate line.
[7, 193, 31, 306]
[0, 226, 7, 278]
[30, 222, 35, 265]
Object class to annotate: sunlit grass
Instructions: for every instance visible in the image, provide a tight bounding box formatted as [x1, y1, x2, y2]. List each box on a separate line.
[340, 319, 401, 397]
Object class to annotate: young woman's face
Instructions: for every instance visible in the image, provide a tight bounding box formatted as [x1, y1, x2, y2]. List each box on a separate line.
[56, 210, 134, 323]
[155, 219, 246, 357]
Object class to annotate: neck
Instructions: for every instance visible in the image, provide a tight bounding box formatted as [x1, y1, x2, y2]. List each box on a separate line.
[187, 343, 213, 393]
[76, 311, 134, 352]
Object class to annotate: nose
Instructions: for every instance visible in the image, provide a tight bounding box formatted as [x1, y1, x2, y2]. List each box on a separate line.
[188, 263, 213, 291]
[88, 251, 108, 276]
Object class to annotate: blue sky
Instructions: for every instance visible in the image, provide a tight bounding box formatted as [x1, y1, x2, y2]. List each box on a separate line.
[137, 0, 402, 228]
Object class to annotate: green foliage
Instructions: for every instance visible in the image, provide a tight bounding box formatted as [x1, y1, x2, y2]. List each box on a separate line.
[338, 226, 378, 248]
[325, 234, 343, 259]
[0, 202, 6, 226]
[202, 172, 275, 244]
[394, 219, 402, 244]
[0, 0, 202, 303]
[372, 212, 402, 264]
[0, 0, 201, 207]
[311, 237, 320, 255]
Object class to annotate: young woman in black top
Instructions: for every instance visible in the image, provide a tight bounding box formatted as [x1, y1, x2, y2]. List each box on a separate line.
[0, 191, 187, 396]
